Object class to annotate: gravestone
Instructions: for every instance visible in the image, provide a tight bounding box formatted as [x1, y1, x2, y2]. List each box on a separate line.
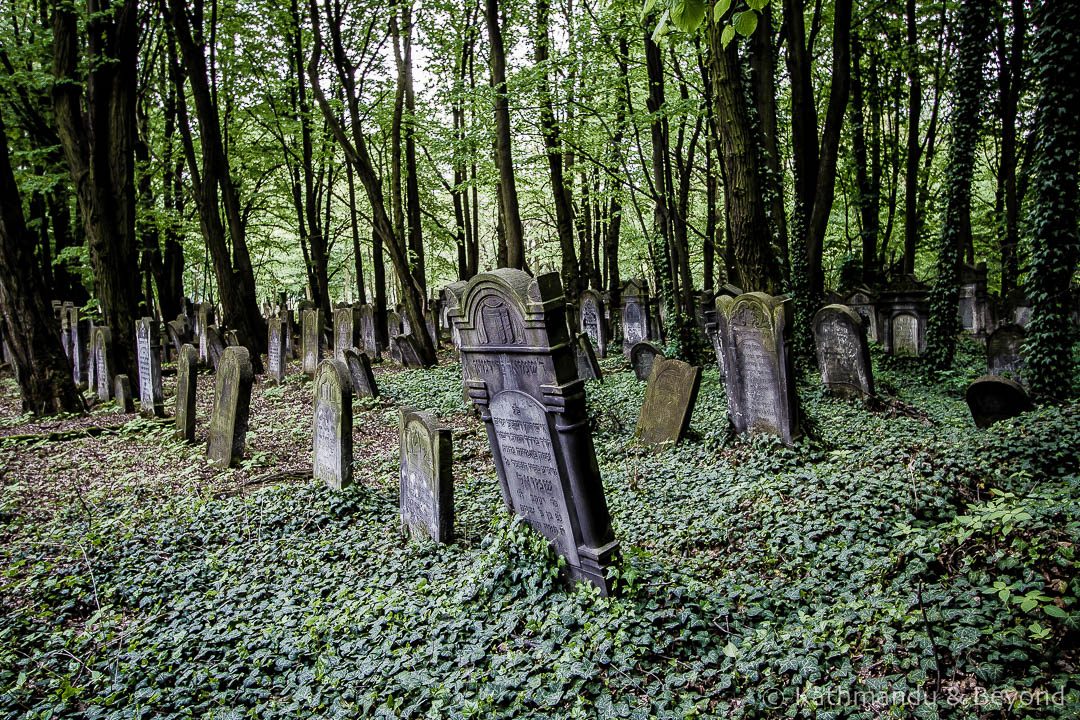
[312, 359, 354, 490]
[812, 305, 874, 400]
[716, 292, 801, 445]
[333, 306, 360, 361]
[879, 275, 929, 356]
[450, 268, 619, 594]
[387, 311, 403, 338]
[958, 262, 994, 337]
[166, 320, 187, 355]
[283, 309, 297, 359]
[391, 333, 425, 368]
[574, 333, 603, 382]
[135, 318, 165, 417]
[440, 282, 468, 350]
[176, 344, 198, 442]
[205, 326, 227, 369]
[302, 308, 323, 375]
[987, 324, 1026, 379]
[890, 314, 921, 356]
[224, 329, 241, 347]
[844, 288, 880, 343]
[114, 374, 135, 412]
[93, 326, 114, 401]
[579, 290, 608, 358]
[343, 347, 379, 398]
[87, 323, 98, 391]
[207, 346, 254, 466]
[358, 304, 380, 359]
[267, 317, 287, 383]
[71, 317, 90, 387]
[629, 342, 663, 382]
[966, 375, 1033, 429]
[621, 280, 651, 357]
[635, 357, 701, 447]
[60, 304, 72, 362]
[399, 407, 454, 543]
[1005, 288, 1032, 327]
[197, 304, 215, 365]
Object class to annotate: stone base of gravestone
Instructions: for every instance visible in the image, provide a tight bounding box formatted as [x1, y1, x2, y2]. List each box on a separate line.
[313, 359, 354, 489]
[574, 333, 603, 382]
[966, 375, 1033, 429]
[629, 341, 662, 381]
[114, 375, 135, 412]
[399, 407, 454, 543]
[343, 348, 379, 398]
[635, 357, 701, 447]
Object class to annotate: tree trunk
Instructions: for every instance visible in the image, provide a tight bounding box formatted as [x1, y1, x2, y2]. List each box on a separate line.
[996, 0, 1025, 300]
[903, 0, 922, 275]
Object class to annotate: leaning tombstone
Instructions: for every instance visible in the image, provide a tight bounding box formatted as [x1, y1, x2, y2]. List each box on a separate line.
[267, 316, 287, 383]
[574, 333, 603, 382]
[333, 306, 360, 361]
[135, 318, 166, 417]
[635, 357, 701, 447]
[114, 374, 135, 412]
[399, 407, 454, 543]
[206, 346, 254, 466]
[312, 358, 354, 490]
[629, 341, 663, 382]
[343, 347, 379, 398]
[716, 292, 801, 445]
[205, 326, 227, 369]
[579, 289, 608, 358]
[196, 304, 215, 365]
[302, 308, 323, 376]
[966, 375, 1033, 429]
[176, 344, 199, 442]
[393, 333, 426, 368]
[987, 324, 1026, 380]
[386, 310, 403, 338]
[93, 326, 114, 401]
[224, 329, 241, 347]
[812, 305, 874, 400]
[450, 268, 619, 594]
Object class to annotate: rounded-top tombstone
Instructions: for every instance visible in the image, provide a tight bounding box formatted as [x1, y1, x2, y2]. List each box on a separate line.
[343, 347, 379, 399]
[92, 326, 114, 401]
[966, 375, 1033, 429]
[440, 282, 468, 350]
[629, 341, 663, 382]
[579, 289, 608, 358]
[399, 407, 453, 543]
[207, 346, 255, 467]
[312, 358, 354, 490]
[812, 304, 874, 400]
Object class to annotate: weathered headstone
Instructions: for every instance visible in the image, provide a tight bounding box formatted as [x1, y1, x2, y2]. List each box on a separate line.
[343, 347, 379, 398]
[450, 269, 619, 594]
[844, 288, 880, 343]
[93, 326, 114, 401]
[358, 304, 379, 359]
[60, 304, 72, 362]
[958, 262, 994, 337]
[890, 313, 921, 356]
[621, 280, 651, 356]
[635, 357, 701, 447]
[176, 344, 198, 442]
[333, 306, 360, 361]
[812, 305, 874, 400]
[197, 304, 215, 365]
[629, 341, 663, 382]
[205, 326, 227, 369]
[966, 375, 1032, 429]
[267, 316, 287, 383]
[71, 317, 90, 387]
[312, 358, 354, 489]
[135, 318, 165, 417]
[302, 308, 323, 375]
[391, 333, 425, 368]
[579, 290, 608, 358]
[224, 329, 241, 347]
[114, 374, 135, 412]
[574, 333, 603, 382]
[283, 309, 297, 359]
[879, 275, 929, 356]
[399, 407, 454, 543]
[440, 282, 467, 350]
[206, 346, 254, 466]
[716, 292, 801, 445]
[987, 324, 1026, 379]
[387, 311, 403, 338]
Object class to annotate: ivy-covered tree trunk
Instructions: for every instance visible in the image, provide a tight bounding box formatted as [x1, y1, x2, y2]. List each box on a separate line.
[1024, 0, 1080, 399]
[926, 0, 992, 372]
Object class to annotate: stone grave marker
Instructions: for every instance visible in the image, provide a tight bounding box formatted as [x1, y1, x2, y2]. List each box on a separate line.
[283, 309, 297, 359]
[717, 292, 801, 445]
[197, 304, 215, 365]
[205, 326, 227, 369]
[343, 347, 379, 398]
[60, 304, 72, 362]
[392, 333, 425, 368]
[87, 323, 98, 391]
[629, 341, 663, 382]
[224, 329, 241, 347]
[966, 375, 1033, 429]
[574, 333, 603, 382]
[450, 268, 619, 594]
[634, 357, 701, 447]
[333, 306, 360, 361]
[312, 358, 354, 490]
[93, 326, 114, 401]
[207, 346, 254, 466]
[812, 304, 874, 400]
[302, 308, 323, 375]
[621, 280, 651, 356]
[176, 344, 198, 442]
[136, 318, 165, 417]
[879, 276, 929, 356]
[358, 304, 379, 359]
[987, 324, 1026, 379]
[844, 288, 880, 343]
[440, 282, 467, 350]
[399, 407, 454, 543]
[114, 374, 135, 412]
[71, 316, 90, 387]
[579, 290, 608, 358]
[387, 310, 403, 338]
[166, 320, 186, 356]
[267, 316, 287, 383]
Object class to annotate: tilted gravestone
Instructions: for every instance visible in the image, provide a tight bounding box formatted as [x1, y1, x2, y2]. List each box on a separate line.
[621, 280, 651, 356]
[450, 268, 619, 594]
[387, 311, 403, 338]
[358, 304, 380, 359]
[635, 357, 701, 447]
[283, 309, 297, 359]
[176, 344, 199, 442]
[206, 346, 254, 466]
[717, 292, 801, 445]
[812, 305, 874, 400]
[343, 347, 379, 398]
[629, 341, 663, 382]
[392, 333, 426, 368]
[987, 324, 1026, 380]
[574, 333, 603, 382]
[166, 320, 187, 356]
[302, 308, 323, 376]
[333, 306, 360, 361]
[71, 316, 90, 387]
[135, 318, 165, 417]
[204, 326, 227, 369]
[267, 316, 287, 383]
[312, 358, 354, 490]
[224, 329, 241, 347]
[114, 374, 135, 412]
[399, 407, 454, 543]
[93, 326, 114, 401]
[579, 290, 608, 358]
[966, 375, 1033, 429]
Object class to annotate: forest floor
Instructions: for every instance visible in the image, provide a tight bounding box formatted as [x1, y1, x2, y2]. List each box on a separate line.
[1, 340, 1078, 719]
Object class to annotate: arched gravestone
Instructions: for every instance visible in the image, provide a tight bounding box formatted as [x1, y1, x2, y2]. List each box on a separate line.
[440, 282, 467, 350]
[312, 359, 354, 490]
[890, 313, 922, 356]
[176, 344, 198, 442]
[966, 375, 1032, 429]
[387, 311, 403, 338]
[450, 269, 619, 594]
[635, 357, 701, 447]
[207, 346, 254, 467]
[114, 374, 135, 412]
[92, 326, 114, 401]
[333, 306, 360, 361]
[136, 318, 165, 417]
[399, 407, 454, 543]
[358, 304, 380, 359]
[844, 288, 880, 343]
[574, 333, 603, 382]
[302, 308, 323, 376]
[267, 316, 287, 383]
[987, 324, 1026, 380]
[812, 305, 874, 400]
[621, 280, 651, 357]
[716, 292, 801, 445]
[343, 347, 379, 398]
[629, 342, 663, 382]
[579, 289, 608, 358]
[879, 275, 929, 356]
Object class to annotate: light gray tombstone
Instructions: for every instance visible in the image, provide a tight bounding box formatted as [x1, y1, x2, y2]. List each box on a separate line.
[343, 347, 379, 399]
[844, 288, 880, 343]
[207, 346, 254, 467]
[716, 292, 801, 445]
[440, 282, 468, 351]
[635, 357, 701, 447]
[283, 309, 297, 359]
[812, 304, 874, 400]
[987, 324, 1026, 380]
[579, 290, 608, 358]
[399, 407, 454, 543]
[136, 318, 165, 417]
[333, 306, 360, 361]
[574, 333, 603, 382]
[890, 313, 922, 356]
[621, 280, 651, 357]
[71, 317, 90, 387]
[267, 317, 287, 383]
[629, 341, 662, 382]
[60, 303, 72, 363]
[312, 358, 354, 490]
[93, 326, 114, 401]
[197, 304, 215, 365]
[114, 374, 135, 412]
[176, 344, 198, 442]
[358, 304, 379, 360]
[387, 311, 403, 338]
[966, 375, 1032, 429]
[302, 308, 323, 376]
[879, 276, 929, 356]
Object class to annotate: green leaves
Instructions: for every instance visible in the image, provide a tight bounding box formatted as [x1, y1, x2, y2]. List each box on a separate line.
[670, 0, 706, 32]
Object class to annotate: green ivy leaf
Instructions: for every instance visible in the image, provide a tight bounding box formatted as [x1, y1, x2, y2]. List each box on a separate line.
[1043, 605, 1066, 618]
[733, 10, 758, 36]
[671, 0, 706, 32]
[720, 24, 736, 47]
[713, 0, 732, 23]
[747, 0, 769, 9]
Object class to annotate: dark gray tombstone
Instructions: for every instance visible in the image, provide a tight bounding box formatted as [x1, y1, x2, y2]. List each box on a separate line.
[333, 306, 360, 361]
[343, 347, 379, 398]
[267, 316, 287, 383]
[621, 280, 651, 357]
[392, 333, 426, 368]
[574, 333, 603, 382]
[224, 329, 241, 347]
[114, 374, 135, 412]
[966, 375, 1033, 429]
[176, 344, 198, 442]
[312, 358, 354, 490]
[283, 309, 297, 359]
[93, 326, 114, 401]
[629, 341, 663, 382]
[958, 262, 994, 337]
[450, 268, 619, 594]
[399, 407, 454, 543]
[166, 320, 186, 356]
[136, 318, 165, 417]
[987, 324, 1026, 379]
[579, 290, 608, 358]
[71, 317, 90, 387]
[812, 304, 874, 400]
[205, 326, 227, 369]
[440, 282, 468, 350]
[87, 324, 98, 391]
[1004, 288, 1031, 328]
[358, 304, 379, 359]
[387, 311, 403, 338]
[302, 308, 323, 376]
[844, 288, 880, 343]
[207, 346, 254, 467]
[635, 357, 701, 447]
[716, 292, 801, 445]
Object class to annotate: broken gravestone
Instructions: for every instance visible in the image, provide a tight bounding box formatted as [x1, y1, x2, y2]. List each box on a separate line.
[629, 341, 663, 382]
[114, 374, 135, 412]
[207, 346, 254, 466]
[136, 318, 165, 417]
[312, 358, 354, 490]
[343, 347, 379, 399]
[399, 407, 454, 543]
[812, 304, 874, 400]
[574, 333, 603, 382]
[635, 357, 701, 447]
[966, 375, 1033, 429]
[176, 344, 198, 442]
